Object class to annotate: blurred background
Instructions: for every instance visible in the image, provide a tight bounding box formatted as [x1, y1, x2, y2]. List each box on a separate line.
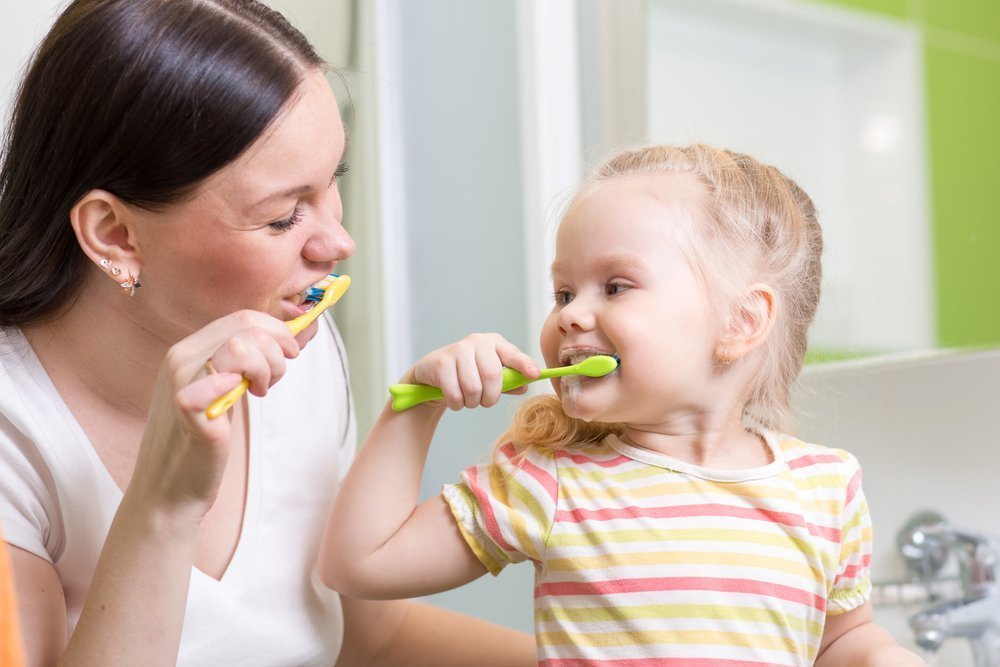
[3, 1, 998, 663]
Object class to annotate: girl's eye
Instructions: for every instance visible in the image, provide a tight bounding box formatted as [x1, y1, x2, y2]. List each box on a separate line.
[606, 281, 629, 296]
[553, 290, 573, 306]
[269, 206, 304, 232]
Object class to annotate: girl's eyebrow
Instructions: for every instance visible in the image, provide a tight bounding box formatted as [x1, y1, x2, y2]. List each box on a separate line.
[551, 253, 647, 277]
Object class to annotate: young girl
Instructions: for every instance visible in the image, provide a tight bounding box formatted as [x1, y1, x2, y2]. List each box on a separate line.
[320, 144, 924, 666]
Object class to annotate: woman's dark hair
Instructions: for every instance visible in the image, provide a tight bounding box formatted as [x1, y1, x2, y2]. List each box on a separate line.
[0, 0, 326, 326]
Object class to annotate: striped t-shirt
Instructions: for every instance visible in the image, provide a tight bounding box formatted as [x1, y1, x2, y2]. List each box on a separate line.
[442, 430, 872, 667]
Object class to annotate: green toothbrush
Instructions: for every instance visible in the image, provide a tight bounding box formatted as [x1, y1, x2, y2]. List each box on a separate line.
[388, 354, 619, 412]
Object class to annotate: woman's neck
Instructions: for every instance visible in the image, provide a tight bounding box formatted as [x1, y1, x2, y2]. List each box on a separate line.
[22, 284, 173, 419]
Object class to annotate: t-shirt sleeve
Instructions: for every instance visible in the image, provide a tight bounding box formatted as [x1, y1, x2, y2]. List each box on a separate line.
[826, 451, 872, 614]
[442, 442, 559, 576]
[0, 412, 57, 562]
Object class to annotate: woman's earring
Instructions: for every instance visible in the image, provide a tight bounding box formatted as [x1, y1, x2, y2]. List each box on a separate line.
[720, 347, 733, 365]
[120, 269, 141, 297]
[99, 257, 123, 277]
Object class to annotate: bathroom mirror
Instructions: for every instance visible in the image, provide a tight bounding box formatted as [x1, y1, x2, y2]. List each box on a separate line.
[568, 0, 1000, 359]
[575, 0, 933, 358]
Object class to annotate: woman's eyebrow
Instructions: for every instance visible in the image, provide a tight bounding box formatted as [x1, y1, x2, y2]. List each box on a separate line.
[252, 124, 350, 209]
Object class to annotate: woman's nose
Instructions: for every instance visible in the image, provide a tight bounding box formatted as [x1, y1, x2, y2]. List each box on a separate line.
[304, 187, 355, 262]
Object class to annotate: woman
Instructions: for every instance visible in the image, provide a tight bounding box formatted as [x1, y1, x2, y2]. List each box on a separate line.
[0, 1, 534, 664]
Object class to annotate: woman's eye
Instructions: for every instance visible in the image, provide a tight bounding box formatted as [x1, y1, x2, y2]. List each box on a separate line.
[332, 161, 350, 182]
[269, 206, 304, 232]
[553, 290, 573, 306]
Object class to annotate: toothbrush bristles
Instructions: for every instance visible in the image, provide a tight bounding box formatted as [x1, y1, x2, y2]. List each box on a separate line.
[304, 273, 340, 303]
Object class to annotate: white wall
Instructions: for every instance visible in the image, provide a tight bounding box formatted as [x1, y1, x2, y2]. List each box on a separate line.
[792, 349, 1000, 664]
[376, 0, 536, 631]
[0, 3, 66, 130]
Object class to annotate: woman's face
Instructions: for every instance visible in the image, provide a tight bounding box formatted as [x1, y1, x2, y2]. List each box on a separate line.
[129, 70, 354, 336]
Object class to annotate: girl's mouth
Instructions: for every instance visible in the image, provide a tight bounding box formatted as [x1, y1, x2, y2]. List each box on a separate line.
[560, 349, 619, 367]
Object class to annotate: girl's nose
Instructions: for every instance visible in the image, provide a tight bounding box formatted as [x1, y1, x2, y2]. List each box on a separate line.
[557, 296, 596, 333]
[304, 187, 355, 262]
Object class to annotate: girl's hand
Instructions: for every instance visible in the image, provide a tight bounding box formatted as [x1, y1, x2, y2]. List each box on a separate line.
[398, 333, 539, 411]
[128, 310, 301, 520]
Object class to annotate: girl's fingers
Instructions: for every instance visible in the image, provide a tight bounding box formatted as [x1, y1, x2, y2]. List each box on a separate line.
[403, 333, 541, 411]
[495, 338, 539, 381]
[475, 345, 505, 408]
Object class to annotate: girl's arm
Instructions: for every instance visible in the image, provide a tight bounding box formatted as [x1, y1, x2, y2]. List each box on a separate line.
[319, 333, 538, 600]
[336, 596, 535, 667]
[815, 601, 926, 666]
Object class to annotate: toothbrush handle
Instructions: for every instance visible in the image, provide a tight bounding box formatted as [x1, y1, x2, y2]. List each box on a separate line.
[206, 378, 251, 419]
[389, 367, 535, 412]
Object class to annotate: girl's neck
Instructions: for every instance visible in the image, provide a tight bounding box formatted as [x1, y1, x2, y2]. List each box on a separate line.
[22, 283, 173, 419]
[621, 415, 772, 470]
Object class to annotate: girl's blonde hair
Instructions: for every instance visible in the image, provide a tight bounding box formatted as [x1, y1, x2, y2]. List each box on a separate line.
[499, 143, 823, 457]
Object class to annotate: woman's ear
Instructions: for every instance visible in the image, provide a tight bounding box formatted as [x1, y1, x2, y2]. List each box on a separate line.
[715, 284, 777, 364]
[70, 189, 142, 290]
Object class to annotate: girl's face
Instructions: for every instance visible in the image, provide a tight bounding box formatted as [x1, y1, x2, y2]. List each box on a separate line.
[129, 70, 354, 337]
[539, 172, 724, 427]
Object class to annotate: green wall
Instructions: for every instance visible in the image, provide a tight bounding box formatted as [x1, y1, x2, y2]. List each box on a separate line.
[810, 0, 1000, 348]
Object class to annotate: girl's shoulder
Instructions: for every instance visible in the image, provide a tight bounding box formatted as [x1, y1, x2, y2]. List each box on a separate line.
[769, 432, 863, 491]
[773, 432, 860, 467]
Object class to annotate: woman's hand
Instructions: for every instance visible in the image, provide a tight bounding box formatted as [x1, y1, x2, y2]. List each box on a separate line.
[398, 333, 539, 411]
[128, 310, 302, 519]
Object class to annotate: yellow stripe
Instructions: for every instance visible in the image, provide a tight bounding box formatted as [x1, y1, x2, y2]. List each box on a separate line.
[560, 464, 664, 487]
[487, 466, 540, 561]
[559, 480, 801, 504]
[545, 549, 821, 581]
[549, 526, 813, 552]
[790, 472, 848, 490]
[535, 603, 823, 637]
[538, 628, 803, 653]
[446, 486, 505, 575]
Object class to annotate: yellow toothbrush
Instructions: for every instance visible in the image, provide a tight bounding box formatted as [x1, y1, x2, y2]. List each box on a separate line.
[205, 273, 351, 419]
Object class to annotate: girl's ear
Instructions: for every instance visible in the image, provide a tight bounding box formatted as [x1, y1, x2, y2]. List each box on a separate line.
[716, 284, 777, 364]
[70, 189, 142, 285]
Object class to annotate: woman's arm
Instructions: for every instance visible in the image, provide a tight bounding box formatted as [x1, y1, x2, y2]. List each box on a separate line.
[320, 334, 538, 599]
[815, 602, 926, 666]
[11, 312, 302, 666]
[336, 596, 535, 667]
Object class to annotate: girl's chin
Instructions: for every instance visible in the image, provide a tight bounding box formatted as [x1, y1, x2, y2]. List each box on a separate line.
[559, 394, 603, 423]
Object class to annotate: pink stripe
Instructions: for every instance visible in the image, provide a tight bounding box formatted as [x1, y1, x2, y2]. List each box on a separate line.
[465, 467, 516, 553]
[555, 503, 841, 543]
[557, 449, 634, 468]
[837, 552, 872, 582]
[497, 441, 519, 460]
[844, 468, 862, 506]
[540, 659, 787, 667]
[786, 453, 843, 469]
[516, 452, 559, 503]
[536, 576, 827, 612]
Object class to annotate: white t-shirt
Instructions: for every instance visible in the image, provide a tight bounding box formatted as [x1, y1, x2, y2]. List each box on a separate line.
[0, 315, 356, 665]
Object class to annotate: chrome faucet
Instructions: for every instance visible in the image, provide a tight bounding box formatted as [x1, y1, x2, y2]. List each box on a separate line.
[898, 511, 1000, 666]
